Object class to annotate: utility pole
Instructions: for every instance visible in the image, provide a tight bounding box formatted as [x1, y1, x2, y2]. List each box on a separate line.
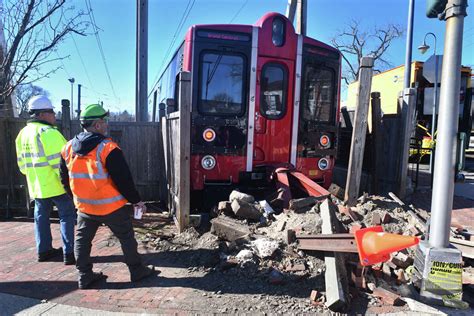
[404, 0, 415, 89]
[398, 0, 416, 198]
[415, 0, 468, 307]
[135, 0, 148, 122]
[295, 0, 307, 35]
[285, 0, 306, 35]
[77, 84, 82, 118]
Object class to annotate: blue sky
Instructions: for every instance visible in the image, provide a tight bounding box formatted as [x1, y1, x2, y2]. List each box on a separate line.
[33, 0, 474, 114]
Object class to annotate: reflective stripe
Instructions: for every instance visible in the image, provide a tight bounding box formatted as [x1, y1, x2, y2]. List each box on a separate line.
[36, 134, 46, 158]
[51, 163, 60, 170]
[23, 162, 50, 168]
[76, 194, 125, 205]
[69, 139, 112, 180]
[46, 153, 61, 160]
[69, 172, 108, 180]
[21, 152, 41, 159]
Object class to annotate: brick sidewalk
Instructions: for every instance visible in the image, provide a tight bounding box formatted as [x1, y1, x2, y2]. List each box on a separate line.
[0, 219, 209, 314]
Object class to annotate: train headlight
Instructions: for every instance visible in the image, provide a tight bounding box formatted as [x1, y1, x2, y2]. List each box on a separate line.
[272, 17, 285, 47]
[201, 155, 216, 170]
[318, 158, 329, 170]
[320, 134, 331, 148]
[203, 128, 216, 142]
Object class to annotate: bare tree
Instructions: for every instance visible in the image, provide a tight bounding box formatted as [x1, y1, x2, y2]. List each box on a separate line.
[0, 0, 90, 116]
[15, 83, 49, 115]
[331, 20, 404, 85]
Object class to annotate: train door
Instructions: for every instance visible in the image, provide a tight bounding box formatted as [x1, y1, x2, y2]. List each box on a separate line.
[253, 57, 295, 165]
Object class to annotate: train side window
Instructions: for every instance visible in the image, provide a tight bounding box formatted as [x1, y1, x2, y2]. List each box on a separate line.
[302, 66, 335, 123]
[260, 63, 287, 120]
[198, 52, 246, 116]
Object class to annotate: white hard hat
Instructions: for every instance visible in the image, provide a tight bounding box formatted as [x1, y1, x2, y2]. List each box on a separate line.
[28, 95, 54, 111]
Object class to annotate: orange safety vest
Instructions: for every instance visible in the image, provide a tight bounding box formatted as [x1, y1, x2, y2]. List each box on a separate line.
[62, 138, 127, 215]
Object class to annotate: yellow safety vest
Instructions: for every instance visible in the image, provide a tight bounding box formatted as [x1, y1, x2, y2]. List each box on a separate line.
[15, 121, 67, 199]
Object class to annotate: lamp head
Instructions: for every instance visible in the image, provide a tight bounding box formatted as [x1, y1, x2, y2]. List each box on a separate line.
[418, 42, 430, 54]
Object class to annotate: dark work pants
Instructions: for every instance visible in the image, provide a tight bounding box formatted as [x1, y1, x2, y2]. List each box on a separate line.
[75, 206, 143, 280]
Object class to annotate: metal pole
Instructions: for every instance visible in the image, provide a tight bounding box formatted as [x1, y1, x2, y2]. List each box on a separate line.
[135, 0, 148, 122]
[423, 33, 438, 175]
[77, 84, 82, 119]
[429, 0, 467, 248]
[403, 0, 415, 89]
[68, 78, 74, 119]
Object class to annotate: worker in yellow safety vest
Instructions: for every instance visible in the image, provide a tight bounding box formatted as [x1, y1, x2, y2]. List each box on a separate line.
[15, 95, 76, 265]
[60, 103, 158, 289]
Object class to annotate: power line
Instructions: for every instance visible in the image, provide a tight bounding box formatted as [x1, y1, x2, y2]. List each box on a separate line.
[151, 0, 196, 86]
[84, 0, 120, 105]
[71, 34, 95, 90]
[229, 0, 248, 23]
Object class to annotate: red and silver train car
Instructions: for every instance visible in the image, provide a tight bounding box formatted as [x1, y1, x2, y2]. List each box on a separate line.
[150, 13, 341, 207]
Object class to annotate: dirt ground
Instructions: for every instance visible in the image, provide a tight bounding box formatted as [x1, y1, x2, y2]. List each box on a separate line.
[132, 210, 413, 314]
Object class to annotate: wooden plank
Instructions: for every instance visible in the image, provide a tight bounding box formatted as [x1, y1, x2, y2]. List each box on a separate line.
[344, 57, 374, 206]
[176, 71, 191, 232]
[450, 238, 474, 259]
[297, 233, 358, 253]
[398, 88, 417, 198]
[370, 92, 382, 194]
[320, 199, 349, 311]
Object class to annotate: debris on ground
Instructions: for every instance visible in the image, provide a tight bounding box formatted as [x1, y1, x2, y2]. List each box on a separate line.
[133, 187, 473, 314]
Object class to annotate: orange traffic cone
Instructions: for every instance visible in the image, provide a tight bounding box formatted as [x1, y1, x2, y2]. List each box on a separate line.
[354, 226, 420, 266]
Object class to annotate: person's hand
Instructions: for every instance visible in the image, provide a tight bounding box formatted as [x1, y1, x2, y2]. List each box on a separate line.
[133, 201, 147, 215]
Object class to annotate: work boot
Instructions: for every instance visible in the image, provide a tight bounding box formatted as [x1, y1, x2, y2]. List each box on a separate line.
[63, 253, 75, 265]
[78, 272, 107, 290]
[130, 265, 160, 282]
[37, 248, 62, 262]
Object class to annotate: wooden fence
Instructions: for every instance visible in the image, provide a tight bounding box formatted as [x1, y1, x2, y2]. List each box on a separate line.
[160, 72, 191, 232]
[0, 114, 166, 217]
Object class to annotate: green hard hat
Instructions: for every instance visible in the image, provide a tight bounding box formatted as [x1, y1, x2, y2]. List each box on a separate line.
[80, 104, 109, 121]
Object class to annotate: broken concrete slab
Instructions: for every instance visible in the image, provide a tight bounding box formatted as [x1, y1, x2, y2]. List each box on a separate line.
[289, 196, 322, 213]
[231, 199, 261, 220]
[210, 216, 251, 242]
[251, 238, 280, 258]
[229, 190, 255, 204]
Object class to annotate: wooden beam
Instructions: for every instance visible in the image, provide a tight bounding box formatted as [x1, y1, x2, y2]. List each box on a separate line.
[320, 199, 349, 312]
[295, 0, 307, 35]
[344, 57, 374, 206]
[398, 88, 417, 198]
[370, 92, 382, 194]
[176, 71, 191, 232]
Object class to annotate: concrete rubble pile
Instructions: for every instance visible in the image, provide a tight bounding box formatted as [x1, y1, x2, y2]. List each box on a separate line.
[210, 190, 326, 284]
[137, 186, 473, 312]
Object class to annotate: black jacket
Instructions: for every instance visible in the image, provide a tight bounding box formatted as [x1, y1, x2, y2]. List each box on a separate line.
[60, 132, 141, 204]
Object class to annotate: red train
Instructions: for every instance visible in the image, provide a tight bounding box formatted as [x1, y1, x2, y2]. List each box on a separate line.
[150, 12, 341, 208]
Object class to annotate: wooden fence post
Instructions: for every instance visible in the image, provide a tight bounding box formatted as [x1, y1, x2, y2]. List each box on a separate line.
[344, 57, 374, 206]
[61, 99, 71, 140]
[176, 71, 191, 231]
[398, 88, 417, 198]
[370, 92, 382, 194]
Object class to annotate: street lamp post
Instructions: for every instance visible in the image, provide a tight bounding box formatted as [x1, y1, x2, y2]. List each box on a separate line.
[68, 78, 75, 119]
[418, 32, 438, 177]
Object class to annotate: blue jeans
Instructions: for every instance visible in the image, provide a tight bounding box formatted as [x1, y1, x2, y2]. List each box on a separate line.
[34, 194, 76, 254]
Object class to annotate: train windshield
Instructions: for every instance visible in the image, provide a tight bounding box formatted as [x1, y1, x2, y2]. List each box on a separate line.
[302, 66, 335, 123]
[198, 52, 245, 115]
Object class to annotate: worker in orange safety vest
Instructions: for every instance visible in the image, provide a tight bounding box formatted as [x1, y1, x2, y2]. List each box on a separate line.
[60, 103, 158, 289]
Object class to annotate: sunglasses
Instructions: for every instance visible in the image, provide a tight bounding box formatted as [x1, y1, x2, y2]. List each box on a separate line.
[41, 110, 55, 114]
